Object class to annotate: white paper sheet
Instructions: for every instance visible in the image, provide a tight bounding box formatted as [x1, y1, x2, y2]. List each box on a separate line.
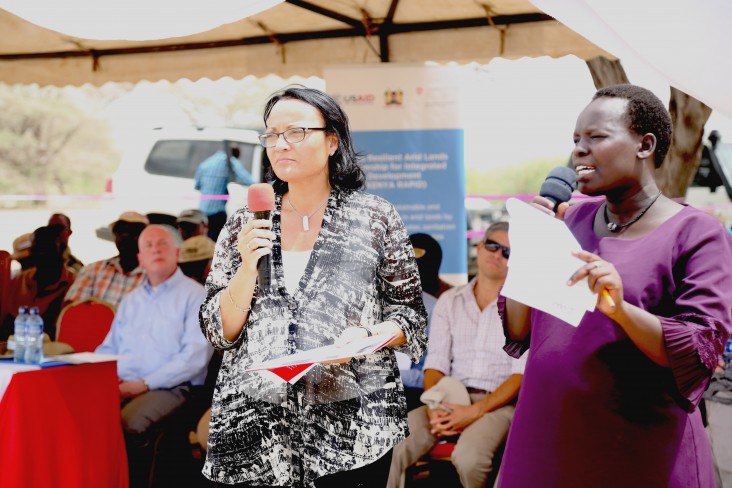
[395, 351, 413, 370]
[46, 352, 121, 364]
[245, 334, 396, 384]
[502, 198, 596, 326]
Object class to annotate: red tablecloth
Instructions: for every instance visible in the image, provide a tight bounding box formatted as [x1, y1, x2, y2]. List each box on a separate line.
[0, 361, 128, 488]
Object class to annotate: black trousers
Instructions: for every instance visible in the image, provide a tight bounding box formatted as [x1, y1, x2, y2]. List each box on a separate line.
[213, 449, 393, 488]
[314, 449, 393, 488]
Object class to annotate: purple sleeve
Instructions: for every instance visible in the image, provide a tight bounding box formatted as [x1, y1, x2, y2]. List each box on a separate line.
[662, 314, 728, 410]
[498, 293, 530, 358]
[662, 220, 732, 410]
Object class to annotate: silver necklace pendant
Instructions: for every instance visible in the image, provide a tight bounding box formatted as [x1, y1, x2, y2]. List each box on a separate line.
[607, 221, 619, 232]
[287, 194, 328, 233]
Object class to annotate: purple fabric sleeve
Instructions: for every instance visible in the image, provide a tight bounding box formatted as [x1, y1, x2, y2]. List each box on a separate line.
[659, 217, 732, 410]
[662, 313, 728, 411]
[497, 293, 530, 358]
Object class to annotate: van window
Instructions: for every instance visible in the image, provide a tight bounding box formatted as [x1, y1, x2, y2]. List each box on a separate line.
[144, 140, 256, 179]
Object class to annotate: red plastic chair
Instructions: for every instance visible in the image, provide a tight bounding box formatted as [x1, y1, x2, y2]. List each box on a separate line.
[0, 250, 11, 321]
[426, 440, 457, 461]
[56, 299, 116, 352]
[0, 250, 10, 355]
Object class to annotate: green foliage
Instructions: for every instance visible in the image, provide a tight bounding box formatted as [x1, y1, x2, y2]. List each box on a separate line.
[0, 76, 315, 208]
[0, 84, 119, 202]
[466, 157, 569, 195]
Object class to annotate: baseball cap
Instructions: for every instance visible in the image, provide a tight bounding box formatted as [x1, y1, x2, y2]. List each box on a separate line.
[108, 211, 149, 231]
[11, 232, 34, 260]
[420, 376, 471, 410]
[179, 235, 215, 263]
[177, 209, 208, 226]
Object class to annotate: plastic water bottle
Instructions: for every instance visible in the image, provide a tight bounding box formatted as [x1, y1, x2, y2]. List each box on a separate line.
[24, 307, 44, 365]
[13, 306, 29, 363]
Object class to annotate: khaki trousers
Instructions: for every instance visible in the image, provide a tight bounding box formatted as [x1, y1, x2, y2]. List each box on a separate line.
[121, 384, 190, 435]
[387, 393, 514, 488]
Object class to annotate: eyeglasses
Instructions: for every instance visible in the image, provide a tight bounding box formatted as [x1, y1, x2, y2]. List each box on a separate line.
[482, 238, 510, 259]
[259, 127, 328, 148]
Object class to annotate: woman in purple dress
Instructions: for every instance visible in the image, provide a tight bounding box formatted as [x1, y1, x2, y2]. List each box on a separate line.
[499, 84, 732, 488]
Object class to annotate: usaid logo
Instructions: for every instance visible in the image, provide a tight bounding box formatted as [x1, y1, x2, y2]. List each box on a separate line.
[334, 93, 376, 105]
[385, 89, 404, 106]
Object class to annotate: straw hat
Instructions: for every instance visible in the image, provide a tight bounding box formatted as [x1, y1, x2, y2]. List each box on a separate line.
[179, 235, 215, 263]
[11, 232, 34, 260]
[420, 376, 471, 410]
[177, 209, 208, 225]
[108, 211, 150, 230]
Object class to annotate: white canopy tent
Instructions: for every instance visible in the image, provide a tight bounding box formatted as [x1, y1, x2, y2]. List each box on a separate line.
[531, 0, 732, 119]
[0, 0, 610, 86]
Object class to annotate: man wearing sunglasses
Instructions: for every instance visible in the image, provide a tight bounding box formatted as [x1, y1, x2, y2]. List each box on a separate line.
[389, 222, 526, 488]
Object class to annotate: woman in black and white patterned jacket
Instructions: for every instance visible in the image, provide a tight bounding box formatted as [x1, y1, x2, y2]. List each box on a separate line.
[200, 86, 427, 488]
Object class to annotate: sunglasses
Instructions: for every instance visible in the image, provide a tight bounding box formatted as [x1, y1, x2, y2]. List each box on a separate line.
[482, 238, 510, 259]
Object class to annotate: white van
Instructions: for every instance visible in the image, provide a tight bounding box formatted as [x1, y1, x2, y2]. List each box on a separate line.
[104, 126, 265, 218]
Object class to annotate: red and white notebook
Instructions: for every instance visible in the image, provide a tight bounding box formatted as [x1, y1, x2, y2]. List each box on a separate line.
[245, 334, 396, 384]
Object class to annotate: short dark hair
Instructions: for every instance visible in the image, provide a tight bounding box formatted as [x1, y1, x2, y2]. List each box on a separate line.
[592, 84, 673, 168]
[262, 86, 366, 193]
[49, 213, 71, 229]
[32, 224, 63, 256]
[483, 221, 508, 240]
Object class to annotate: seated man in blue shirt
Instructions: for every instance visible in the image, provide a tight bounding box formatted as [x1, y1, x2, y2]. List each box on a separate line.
[97, 224, 213, 438]
[194, 144, 254, 242]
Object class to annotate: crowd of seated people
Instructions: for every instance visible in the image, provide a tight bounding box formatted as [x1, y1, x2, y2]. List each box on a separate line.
[389, 222, 524, 488]
[2, 208, 223, 487]
[0, 205, 548, 488]
[0, 209, 600, 486]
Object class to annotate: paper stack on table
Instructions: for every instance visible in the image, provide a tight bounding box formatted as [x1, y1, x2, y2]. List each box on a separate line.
[246, 333, 396, 384]
[47, 352, 121, 364]
[501, 198, 597, 327]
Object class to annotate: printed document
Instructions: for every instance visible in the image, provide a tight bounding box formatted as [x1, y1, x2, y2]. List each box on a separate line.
[246, 333, 396, 383]
[502, 198, 596, 326]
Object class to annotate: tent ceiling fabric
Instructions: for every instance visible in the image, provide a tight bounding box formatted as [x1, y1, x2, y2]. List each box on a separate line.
[531, 0, 732, 119]
[0, 0, 610, 86]
[0, 0, 283, 41]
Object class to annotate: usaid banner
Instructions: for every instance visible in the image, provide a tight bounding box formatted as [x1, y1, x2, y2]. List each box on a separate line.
[325, 65, 467, 280]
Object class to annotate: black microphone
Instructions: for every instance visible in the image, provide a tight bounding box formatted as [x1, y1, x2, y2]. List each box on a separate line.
[540, 166, 577, 211]
[247, 183, 275, 289]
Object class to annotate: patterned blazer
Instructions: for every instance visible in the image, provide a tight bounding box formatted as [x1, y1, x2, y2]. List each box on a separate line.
[200, 188, 427, 486]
